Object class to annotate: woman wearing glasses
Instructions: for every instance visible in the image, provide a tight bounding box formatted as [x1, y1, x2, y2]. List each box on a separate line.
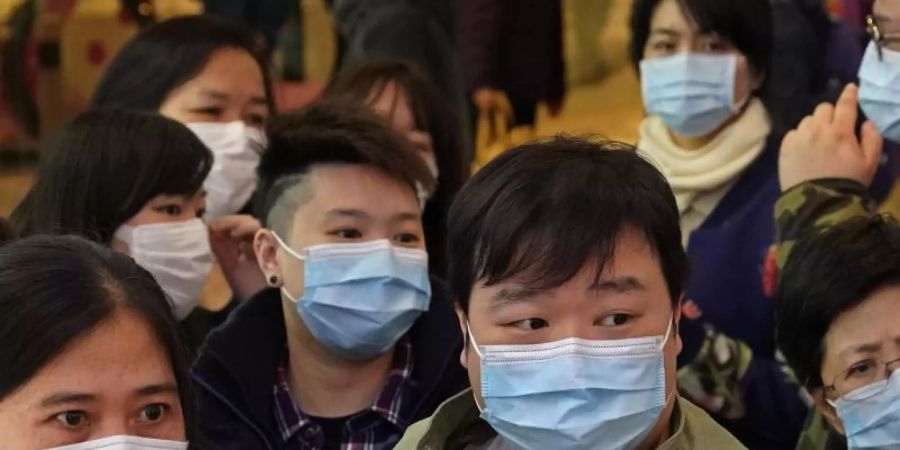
[860, 2, 900, 143]
[778, 215, 900, 450]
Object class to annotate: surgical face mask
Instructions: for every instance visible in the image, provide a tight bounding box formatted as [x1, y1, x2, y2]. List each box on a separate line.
[831, 370, 900, 450]
[274, 235, 432, 360]
[859, 42, 900, 143]
[115, 219, 213, 320]
[187, 121, 265, 220]
[641, 53, 742, 139]
[470, 321, 674, 450]
[46, 435, 188, 450]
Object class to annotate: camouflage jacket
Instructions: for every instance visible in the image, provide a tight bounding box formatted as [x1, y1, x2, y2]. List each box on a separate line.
[773, 178, 873, 450]
[774, 178, 873, 271]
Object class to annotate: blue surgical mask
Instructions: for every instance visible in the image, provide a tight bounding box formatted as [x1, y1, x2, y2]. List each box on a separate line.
[832, 370, 900, 450]
[859, 42, 900, 143]
[275, 236, 431, 360]
[641, 53, 741, 138]
[469, 321, 675, 450]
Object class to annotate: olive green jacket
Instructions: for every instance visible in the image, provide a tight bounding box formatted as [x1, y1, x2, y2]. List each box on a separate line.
[394, 389, 747, 450]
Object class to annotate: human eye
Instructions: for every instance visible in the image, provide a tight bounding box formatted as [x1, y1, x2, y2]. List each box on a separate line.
[137, 403, 169, 423]
[508, 318, 549, 331]
[393, 232, 422, 246]
[330, 228, 363, 240]
[54, 410, 89, 429]
[596, 313, 634, 327]
[154, 203, 183, 217]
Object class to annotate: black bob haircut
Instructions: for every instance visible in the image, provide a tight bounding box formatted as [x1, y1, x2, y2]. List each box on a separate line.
[326, 58, 470, 275]
[11, 109, 212, 244]
[777, 215, 900, 388]
[255, 99, 435, 235]
[91, 15, 273, 112]
[448, 137, 689, 311]
[629, 0, 773, 83]
[0, 235, 196, 440]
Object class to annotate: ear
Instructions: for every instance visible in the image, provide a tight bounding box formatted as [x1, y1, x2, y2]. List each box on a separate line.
[810, 388, 846, 436]
[254, 229, 284, 287]
[454, 301, 469, 370]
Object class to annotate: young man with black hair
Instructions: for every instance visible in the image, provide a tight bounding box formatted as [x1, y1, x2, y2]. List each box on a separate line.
[192, 100, 469, 449]
[396, 138, 744, 449]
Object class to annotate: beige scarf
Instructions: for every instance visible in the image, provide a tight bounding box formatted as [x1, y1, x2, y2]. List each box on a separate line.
[637, 98, 771, 217]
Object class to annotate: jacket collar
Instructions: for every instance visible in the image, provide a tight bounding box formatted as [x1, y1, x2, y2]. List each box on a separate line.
[415, 390, 694, 449]
[192, 277, 464, 434]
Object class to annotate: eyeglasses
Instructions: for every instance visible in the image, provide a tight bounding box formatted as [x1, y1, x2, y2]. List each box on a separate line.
[825, 357, 900, 403]
[868, 14, 885, 61]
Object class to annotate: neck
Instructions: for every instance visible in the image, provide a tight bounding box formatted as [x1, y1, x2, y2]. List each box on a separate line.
[282, 300, 395, 418]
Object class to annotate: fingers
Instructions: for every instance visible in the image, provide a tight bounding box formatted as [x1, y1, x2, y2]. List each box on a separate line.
[813, 102, 835, 125]
[861, 120, 885, 168]
[833, 83, 859, 133]
[209, 215, 261, 239]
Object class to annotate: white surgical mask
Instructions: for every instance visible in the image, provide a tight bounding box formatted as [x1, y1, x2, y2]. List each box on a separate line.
[115, 219, 213, 320]
[46, 435, 188, 450]
[187, 121, 265, 220]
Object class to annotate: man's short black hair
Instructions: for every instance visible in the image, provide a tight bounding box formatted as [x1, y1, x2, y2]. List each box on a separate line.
[629, 0, 773, 83]
[448, 137, 689, 311]
[255, 100, 435, 235]
[777, 215, 900, 388]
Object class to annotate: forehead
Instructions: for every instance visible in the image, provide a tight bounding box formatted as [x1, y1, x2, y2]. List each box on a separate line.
[823, 286, 900, 363]
[15, 309, 175, 398]
[469, 228, 669, 309]
[177, 47, 265, 98]
[293, 164, 420, 218]
[650, 0, 698, 33]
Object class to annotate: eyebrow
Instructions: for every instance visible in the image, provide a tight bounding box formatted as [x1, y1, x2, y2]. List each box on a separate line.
[876, 14, 892, 24]
[650, 28, 681, 37]
[390, 212, 422, 223]
[250, 96, 268, 106]
[590, 276, 645, 293]
[325, 209, 371, 220]
[40, 392, 97, 408]
[134, 383, 179, 398]
[198, 90, 230, 101]
[490, 287, 545, 310]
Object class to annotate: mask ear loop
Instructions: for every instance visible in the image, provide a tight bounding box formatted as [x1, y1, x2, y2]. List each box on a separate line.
[466, 321, 488, 413]
[271, 232, 305, 302]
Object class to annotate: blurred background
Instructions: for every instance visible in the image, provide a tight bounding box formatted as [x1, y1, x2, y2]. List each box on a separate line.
[0, 0, 853, 217]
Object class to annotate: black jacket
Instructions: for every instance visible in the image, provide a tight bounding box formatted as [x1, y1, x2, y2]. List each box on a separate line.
[191, 278, 469, 449]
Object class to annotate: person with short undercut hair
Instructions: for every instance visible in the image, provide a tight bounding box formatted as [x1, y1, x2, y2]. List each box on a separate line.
[192, 100, 468, 449]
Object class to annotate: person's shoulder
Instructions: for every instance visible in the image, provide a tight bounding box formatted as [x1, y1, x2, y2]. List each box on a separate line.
[679, 397, 748, 450]
[394, 417, 432, 450]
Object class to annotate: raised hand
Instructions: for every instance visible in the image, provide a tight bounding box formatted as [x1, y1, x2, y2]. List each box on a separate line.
[779, 84, 883, 192]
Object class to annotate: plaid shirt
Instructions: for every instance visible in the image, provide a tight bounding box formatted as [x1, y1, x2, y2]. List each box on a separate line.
[273, 339, 418, 450]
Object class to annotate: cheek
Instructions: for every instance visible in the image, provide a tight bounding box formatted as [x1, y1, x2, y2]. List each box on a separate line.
[733, 57, 758, 101]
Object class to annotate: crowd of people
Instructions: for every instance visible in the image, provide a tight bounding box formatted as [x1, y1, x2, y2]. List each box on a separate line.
[0, 0, 898, 449]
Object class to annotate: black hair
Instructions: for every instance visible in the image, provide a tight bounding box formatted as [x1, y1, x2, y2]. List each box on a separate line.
[629, 0, 773, 85]
[91, 15, 273, 112]
[326, 59, 469, 275]
[448, 137, 689, 311]
[255, 99, 435, 236]
[11, 109, 212, 244]
[0, 235, 195, 439]
[777, 215, 900, 388]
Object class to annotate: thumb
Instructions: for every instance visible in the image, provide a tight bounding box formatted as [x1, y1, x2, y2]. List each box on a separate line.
[860, 121, 884, 169]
